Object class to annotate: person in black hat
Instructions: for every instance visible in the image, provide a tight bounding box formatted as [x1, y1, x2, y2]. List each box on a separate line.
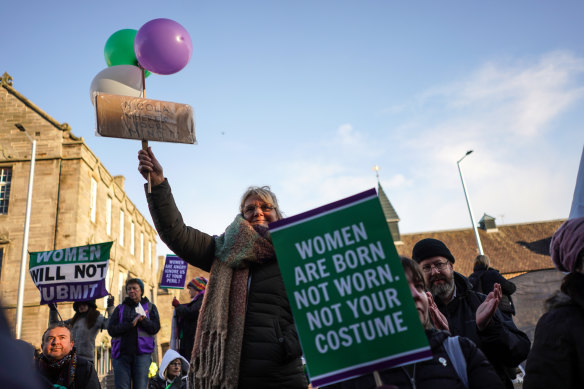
[412, 238, 530, 389]
[49, 296, 114, 363]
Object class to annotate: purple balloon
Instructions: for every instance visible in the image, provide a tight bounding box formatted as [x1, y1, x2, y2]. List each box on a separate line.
[135, 18, 193, 75]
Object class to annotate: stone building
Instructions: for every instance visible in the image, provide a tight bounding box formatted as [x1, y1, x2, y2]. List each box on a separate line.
[0, 72, 161, 361]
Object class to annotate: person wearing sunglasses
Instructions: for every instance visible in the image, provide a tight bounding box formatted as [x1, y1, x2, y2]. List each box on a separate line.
[412, 238, 530, 389]
[138, 148, 307, 389]
[148, 349, 189, 389]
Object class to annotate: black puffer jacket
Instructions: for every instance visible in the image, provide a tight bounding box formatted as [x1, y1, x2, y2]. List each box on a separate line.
[436, 272, 530, 389]
[468, 264, 516, 315]
[523, 272, 584, 389]
[36, 350, 101, 389]
[324, 329, 503, 389]
[146, 180, 307, 388]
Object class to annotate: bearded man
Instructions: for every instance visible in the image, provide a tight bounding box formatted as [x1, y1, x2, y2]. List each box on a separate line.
[35, 322, 101, 389]
[412, 238, 530, 389]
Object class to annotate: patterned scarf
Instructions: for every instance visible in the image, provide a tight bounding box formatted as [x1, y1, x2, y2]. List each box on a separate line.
[189, 215, 275, 389]
[38, 347, 78, 388]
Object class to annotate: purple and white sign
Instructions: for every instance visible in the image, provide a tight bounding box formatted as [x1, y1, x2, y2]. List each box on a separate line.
[160, 255, 188, 289]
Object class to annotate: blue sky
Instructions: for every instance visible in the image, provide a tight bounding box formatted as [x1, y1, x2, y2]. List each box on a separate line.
[3, 1, 583, 257]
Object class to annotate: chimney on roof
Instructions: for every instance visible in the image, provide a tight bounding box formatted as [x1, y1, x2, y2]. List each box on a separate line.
[479, 213, 498, 232]
[114, 175, 125, 190]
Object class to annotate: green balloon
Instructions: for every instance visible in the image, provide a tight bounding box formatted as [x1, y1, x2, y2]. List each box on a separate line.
[104, 29, 151, 77]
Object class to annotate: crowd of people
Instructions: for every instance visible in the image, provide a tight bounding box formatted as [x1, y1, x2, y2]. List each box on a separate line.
[2, 147, 582, 389]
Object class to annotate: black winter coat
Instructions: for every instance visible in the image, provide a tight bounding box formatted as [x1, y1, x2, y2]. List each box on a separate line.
[107, 297, 161, 357]
[174, 293, 203, 360]
[523, 272, 584, 389]
[324, 329, 503, 389]
[468, 264, 516, 315]
[149, 375, 188, 389]
[436, 272, 530, 389]
[146, 180, 307, 388]
[36, 351, 101, 389]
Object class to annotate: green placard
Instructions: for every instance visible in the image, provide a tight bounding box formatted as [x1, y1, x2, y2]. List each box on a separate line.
[269, 189, 430, 386]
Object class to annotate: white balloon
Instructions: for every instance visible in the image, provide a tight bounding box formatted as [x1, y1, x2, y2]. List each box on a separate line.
[89, 65, 144, 105]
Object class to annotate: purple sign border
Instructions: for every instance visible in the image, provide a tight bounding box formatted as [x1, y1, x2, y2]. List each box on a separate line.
[311, 348, 433, 387]
[269, 188, 377, 231]
[38, 280, 108, 305]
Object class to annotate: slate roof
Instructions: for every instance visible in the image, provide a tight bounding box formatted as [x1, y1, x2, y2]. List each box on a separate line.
[378, 183, 399, 222]
[394, 219, 566, 276]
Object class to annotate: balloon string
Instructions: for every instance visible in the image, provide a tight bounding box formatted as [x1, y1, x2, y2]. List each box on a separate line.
[140, 67, 151, 193]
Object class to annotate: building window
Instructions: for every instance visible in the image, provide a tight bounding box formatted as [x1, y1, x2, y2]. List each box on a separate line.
[0, 168, 12, 214]
[148, 241, 152, 269]
[119, 210, 124, 246]
[106, 197, 112, 236]
[140, 232, 144, 263]
[154, 249, 159, 273]
[118, 272, 125, 303]
[130, 221, 135, 255]
[90, 178, 97, 223]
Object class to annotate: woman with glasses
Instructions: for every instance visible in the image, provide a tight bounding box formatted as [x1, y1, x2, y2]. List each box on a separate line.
[149, 349, 189, 389]
[138, 147, 307, 389]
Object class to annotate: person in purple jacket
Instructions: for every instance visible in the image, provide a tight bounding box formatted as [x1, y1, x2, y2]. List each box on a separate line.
[107, 278, 160, 389]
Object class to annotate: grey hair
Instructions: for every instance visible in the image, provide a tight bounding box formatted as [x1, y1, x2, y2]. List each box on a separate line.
[240, 186, 283, 220]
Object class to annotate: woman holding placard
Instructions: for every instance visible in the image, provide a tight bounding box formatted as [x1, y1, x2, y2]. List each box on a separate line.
[137, 147, 307, 389]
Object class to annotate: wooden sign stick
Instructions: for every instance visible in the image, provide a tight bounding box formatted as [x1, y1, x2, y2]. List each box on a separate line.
[140, 67, 152, 194]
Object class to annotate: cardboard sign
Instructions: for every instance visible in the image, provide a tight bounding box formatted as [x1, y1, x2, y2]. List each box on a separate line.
[29, 242, 112, 304]
[160, 255, 188, 289]
[95, 93, 196, 144]
[269, 189, 431, 387]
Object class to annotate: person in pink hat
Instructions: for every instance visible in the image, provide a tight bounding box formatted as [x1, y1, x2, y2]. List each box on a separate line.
[524, 217, 584, 389]
[172, 276, 207, 360]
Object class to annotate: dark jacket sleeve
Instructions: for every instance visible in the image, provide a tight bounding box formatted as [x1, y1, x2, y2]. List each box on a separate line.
[477, 308, 530, 367]
[484, 269, 516, 296]
[139, 303, 161, 335]
[107, 305, 134, 337]
[523, 304, 584, 389]
[48, 308, 72, 326]
[174, 300, 200, 321]
[146, 179, 215, 272]
[76, 359, 101, 389]
[460, 336, 505, 389]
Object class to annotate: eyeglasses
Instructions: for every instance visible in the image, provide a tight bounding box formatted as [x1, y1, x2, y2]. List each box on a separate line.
[243, 204, 275, 216]
[169, 361, 182, 367]
[421, 261, 449, 273]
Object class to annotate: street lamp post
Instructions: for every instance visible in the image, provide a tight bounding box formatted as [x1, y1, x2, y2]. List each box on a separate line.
[14, 123, 36, 339]
[457, 150, 484, 255]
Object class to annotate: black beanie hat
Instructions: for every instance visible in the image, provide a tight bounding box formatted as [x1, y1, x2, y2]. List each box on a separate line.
[73, 299, 97, 312]
[412, 238, 455, 264]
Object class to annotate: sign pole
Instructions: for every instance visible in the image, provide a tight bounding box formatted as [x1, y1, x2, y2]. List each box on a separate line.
[140, 67, 151, 193]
